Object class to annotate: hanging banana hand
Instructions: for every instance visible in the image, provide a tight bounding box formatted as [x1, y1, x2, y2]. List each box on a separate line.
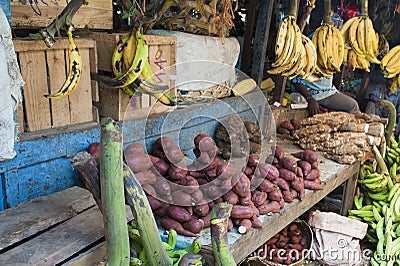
[44, 29, 82, 99]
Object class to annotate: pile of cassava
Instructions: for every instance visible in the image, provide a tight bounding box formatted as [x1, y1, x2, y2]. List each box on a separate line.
[286, 111, 387, 164]
[121, 133, 323, 237]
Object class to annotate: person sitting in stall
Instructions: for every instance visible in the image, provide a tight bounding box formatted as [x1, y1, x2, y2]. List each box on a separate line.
[291, 75, 360, 116]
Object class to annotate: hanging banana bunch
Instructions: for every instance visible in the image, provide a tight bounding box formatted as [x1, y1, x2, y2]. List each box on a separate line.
[311, 0, 344, 78]
[104, 28, 176, 106]
[340, 0, 380, 72]
[381, 45, 400, 93]
[44, 27, 82, 99]
[267, 0, 318, 80]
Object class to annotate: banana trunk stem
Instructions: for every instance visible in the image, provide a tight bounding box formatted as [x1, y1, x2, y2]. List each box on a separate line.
[287, 0, 299, 17]
[123, 164, 172, 266]
[323, 0, 333, 24]
[379, 99, 397, 144]
[100, 117, 130, 266]
[373, 145, 390, 176]
[360, 0, 368, 16]
[211, 203, 235, 266]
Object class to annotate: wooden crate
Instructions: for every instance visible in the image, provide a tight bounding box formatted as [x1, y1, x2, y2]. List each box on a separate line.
[11, 0, 112, 30]
[14, 38, 98, 133]
[84, 32, 176, 121]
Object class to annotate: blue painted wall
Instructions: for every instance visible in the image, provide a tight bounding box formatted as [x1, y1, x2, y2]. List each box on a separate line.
[0, 91, 272, 211]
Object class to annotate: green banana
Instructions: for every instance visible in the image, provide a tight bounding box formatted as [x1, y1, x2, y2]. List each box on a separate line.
[130, 257, 143, 266]
[167, 230, 178, 250]
[376, 218, 385, 240]
[104, 29, 148, 89]
[354, 195, 363, 209]
[348, 209, 374, 217]
[390, 163, 398, 179]
[183, 240, 202, 254]
[373, 206, 382, 222]
[390, 135, 399, 149]
[388, 183, 400, 202]
[366, 231, 379, 243]
[45, 29, 82, 99]
[368, 192, 389, 201]
[348, 215, 363, 221]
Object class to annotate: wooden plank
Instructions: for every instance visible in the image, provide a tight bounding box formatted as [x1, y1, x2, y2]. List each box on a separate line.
[0, 186, 96, 251]
[340, 172, 358, 216]
[69, 48, 93, 124]
[0, 207, 104, 265]
[272, 75, 287, 105]
[0, 173, 4, 211]
[17, 103, 25, 133]
[13, 38, 96, 53]
[251, 0, 274, 85]
[18, 50, 51, 131]
[46, 49, 71, 127]
[240, 0, 259, 74]
[11, 0, 112, 30]
[66, 243, 107, 266]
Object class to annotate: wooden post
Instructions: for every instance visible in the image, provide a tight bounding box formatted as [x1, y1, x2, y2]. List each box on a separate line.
[100, 117, 130, 266]
[240, 0, 259, 74]
[250, 0, 274, 85]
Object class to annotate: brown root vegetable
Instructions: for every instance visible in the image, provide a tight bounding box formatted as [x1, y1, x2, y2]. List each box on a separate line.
[125, 143, 145, 155]
[228, 218, 234, 232]
[238, 219, 252, 234]
[155, 137, 174, 149]
[258, 201, 281, 214]
[272, 145, 285, 160]
[87, 142, 100, 158]
[196, 151, 211, 165]
[191, 189, 203, 203]
[239, 193, 252, 205]
[223, 190, 239, 205]
[297, 160, 312, 176]
[154, 206, 168, 217]
[153, 177, 171, 197]
[266, 236, 279, 246]
[172, 190, 193, 206]
[305, 168, 320, 181]
[168, 162, 188, 180]
[216, 163, 235, 179]
[282, 190, 298, 203]
[193, 147, 201, 158]
[288, 243, 303, 251]
[151, 147, 166, 160]
[198, 137, 215, 152]
[295, 166, 303, 178]
[248, 155, 260, 167]
[265, 155, 277, 165]
[249, 201, 260, 217]
[204, 157, 219, 172]
[251, 215, 263, 228]
[205, 185, 222, 200]
[183, 219, 204, 234]
[258, 179, 278, 193]
[243, 166, 254, 176]
[232, 173, 251, 197]
[180, 176, 200, 193]
[160, 217, 197, 237]
[251, 191, 268, 207]
[165, 145, 184, 163]
[207, 145, 220, 159]
[196, 177, 208, 185]
[167, 205, 192, 222]
[231, 205, 254, 219]
[291, 177, 305, 200]
[194, 133, 210, 148]
[142, 184, 157, 196]
[290, 236, 301, 244]
[280, 121, 295, 132]
[200, 212, 211, 228]
[304, 180, 324, 190]
[258, 163, 279, 180]
[135, 170, 157, 185]
[185, 206, 193, 216]
[193, 202, 209, 217]
[274, 177, 290, 191]
[291, 150, 318, 163]
[231, 218, 242, 226]
[278, 168, 296, 181]
[290, 118, 300, 130]
[280, 157, 298, 172]
[278, 127, 291, 135]
[314, 177, 322, 184]
[125, 153, 153, 173]
[268, 189, 283, 202]
[147, 195, 168, 210]
[205, 168, 218, 179]
[153, 159, 170, 176]
[311, 160, 319, 169]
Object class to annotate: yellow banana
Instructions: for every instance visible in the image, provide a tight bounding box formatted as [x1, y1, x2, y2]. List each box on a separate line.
[349, 18, 365, 57]
[123, 30, 138, 71]
[45, 30, 82, 99]
[271, 16, 293, 68]
[274, 16, 290, 62]
[381, 45, 400, 70]
[284, 24, 305, 78]
[104, 29, 148, 89]
[364, 17, 380, 64]
[356, 17, 367, 55]
[135, 78, 176, 106]
[301, 35, 317, 79]
[340, 16, 359, 46]
[325, 25, 336, 71]
[314, 25, 329, 69]
[332, 26, 344, 70]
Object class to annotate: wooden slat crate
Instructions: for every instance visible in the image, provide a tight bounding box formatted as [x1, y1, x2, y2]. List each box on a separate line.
[14, 38, 98, 133]
[82, 31, 177, 121]
[10, 0, 113, 30]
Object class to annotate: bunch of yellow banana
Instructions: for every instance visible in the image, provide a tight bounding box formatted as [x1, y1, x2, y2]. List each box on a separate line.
[267, 16, 317, 80]
[44, 29, 82, 99]
[104, 28, 176, 106]
[340, 15, 380, 72]
[311, 23, 344, 78]
[129, 225, 203, 266]
[380, 45, 400, 93]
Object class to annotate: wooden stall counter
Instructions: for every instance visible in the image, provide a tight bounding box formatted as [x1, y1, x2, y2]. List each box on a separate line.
[0, 141, 359, 265]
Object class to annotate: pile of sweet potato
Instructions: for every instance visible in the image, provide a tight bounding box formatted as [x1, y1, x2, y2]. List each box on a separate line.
[122, 134, 324, 237]
[255, 221, 311, 265]
[277, 119, 300, 136]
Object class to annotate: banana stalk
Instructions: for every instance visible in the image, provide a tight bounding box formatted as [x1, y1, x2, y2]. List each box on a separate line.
[210, 203, 235, 266]
[123, 164, 172, 266]
[360, 0, 368, 16]
[323, 0, 333, 25]
[379, 100, 397, 144]
[287, 0, 299, 17]
[373, 145, 390, 176]
[100, 118, 130, 266]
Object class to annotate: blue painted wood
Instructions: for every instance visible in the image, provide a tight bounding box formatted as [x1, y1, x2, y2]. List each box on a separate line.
[0, 173, 4, 211]
[0, 0, 11, 25]
[4, 158, 78, 208]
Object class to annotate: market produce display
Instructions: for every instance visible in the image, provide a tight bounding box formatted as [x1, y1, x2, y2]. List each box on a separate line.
[44, 27, 82, 99]
[381, 45, 400, 92]
[292, 111, 387, 164]
[341, 0, 380, 72]
[104, 28, 176, 106]
[348, 135, 400, 265]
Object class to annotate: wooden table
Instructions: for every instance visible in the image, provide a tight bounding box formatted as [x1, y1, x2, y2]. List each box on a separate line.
[0, 141, 359, 265]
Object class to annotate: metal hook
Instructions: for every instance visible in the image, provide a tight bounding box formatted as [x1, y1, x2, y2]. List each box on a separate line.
[29, 0, 42, 16]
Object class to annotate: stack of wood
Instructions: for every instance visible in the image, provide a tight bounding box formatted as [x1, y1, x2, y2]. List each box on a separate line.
[214, 116, 262, 159]
[293, 112, 386, 164]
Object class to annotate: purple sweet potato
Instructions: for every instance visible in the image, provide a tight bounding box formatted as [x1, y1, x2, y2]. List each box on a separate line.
[232, 173, 251, 197]
[231, 205, 255, 219]
[153, 159, 170, 176]
[153, 177, 171, 197]
[179, 175, 200, 193]
[257, 201, 281, 214]
[243, 166, 254, 176]
[198, 137, 215, 152]
[183, 219, 204, 234]
[252, 191, 268, 207]
[147, 195, 168, 210]
[274, 177, 290, 191]
[248, 155, 260, 167]
[194, 134, 210, 148]
[172, 190, 193, 205]
[191, 189, 203, 203]
[125, 153, 152, 173]
[291, 150, 318, 163]
[258, 179, 278, 193]
[290, 118, 300, 130]
[282, 190, 297, 203]
[160, 217, 196, 237]
[239, 193, 252, 206]
[251, 215, 263, 228]
[168, 162, 188, 180]
[154, 206, 168, 217]
[135, 170, 157, 185]
[216, 163, 235, 179]
[272, 145, 285, 160]
[193, 202, 209, 217]
[200, 212, 211, 228]
[304, 180, 324, 190]
[280, 157, 298, 172]
[228, 218, 234, 231]
[278, 168, 296, 181]
[280, 121, 295, 132]
[305, 168, 320, 181]
[268, 189, 283, 202]
[297, 160, 312, 176]
[142, 184, 157, 196]
[258, 163, 279, 180]
[155, 137, 174, 149]
[223, 190, 240, 205]
[165, 145, 184, 163]
[167, 205, 192, 222]
[197, 151, 211, 164]
[238, 219, 252, 234]
[291, 177, 305, 200]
